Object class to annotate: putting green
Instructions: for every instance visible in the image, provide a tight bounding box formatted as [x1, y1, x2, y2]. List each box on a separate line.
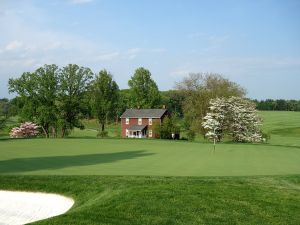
[0, 138, 299, 176]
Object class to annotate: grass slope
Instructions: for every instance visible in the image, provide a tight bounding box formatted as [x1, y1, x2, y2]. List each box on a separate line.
[259, 111, 300, 147]
[0, 175, 300, 225]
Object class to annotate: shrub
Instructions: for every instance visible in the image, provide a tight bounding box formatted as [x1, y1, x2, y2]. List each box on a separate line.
[10, 122, 39, 138]
[186, 129, 196, 141]
[97, 130, 108, 138]
[261, 132, 271, 143]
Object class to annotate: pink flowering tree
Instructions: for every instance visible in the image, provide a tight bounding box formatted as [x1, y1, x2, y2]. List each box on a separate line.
[10, 122, 40, 138]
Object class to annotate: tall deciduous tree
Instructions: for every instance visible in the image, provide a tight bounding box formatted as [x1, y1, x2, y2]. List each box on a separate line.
[8, 64, 59, 137]
[128, 67, 161, 108]
[57, 64, 94, 137]
[176, 73, 246, 135]
[90, 70, 119, 133]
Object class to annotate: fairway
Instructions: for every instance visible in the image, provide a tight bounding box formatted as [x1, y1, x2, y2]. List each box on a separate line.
[0, 111, 300, 225]
[0, 138, 299, 176]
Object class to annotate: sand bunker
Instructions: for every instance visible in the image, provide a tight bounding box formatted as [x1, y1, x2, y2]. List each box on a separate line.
[0, 190, 74, 225]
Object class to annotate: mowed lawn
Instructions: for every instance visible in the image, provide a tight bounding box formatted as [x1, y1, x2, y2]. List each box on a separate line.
[1, 175, 300, 225]
[0, 111, 300, 224]
[0, 138, 300, 176]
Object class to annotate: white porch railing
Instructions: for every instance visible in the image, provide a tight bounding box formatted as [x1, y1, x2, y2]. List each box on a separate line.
[127, 134, 147, 138]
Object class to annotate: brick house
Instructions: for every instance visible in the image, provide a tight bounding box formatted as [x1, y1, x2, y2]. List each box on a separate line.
[120, 109, 168, 138]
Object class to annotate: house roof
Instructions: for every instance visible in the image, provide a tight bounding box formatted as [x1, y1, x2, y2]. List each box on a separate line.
[127, 125, 147, 131]
[120, 109, 167, 118]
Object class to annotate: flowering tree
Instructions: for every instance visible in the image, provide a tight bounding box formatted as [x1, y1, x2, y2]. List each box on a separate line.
[10, 122, 39, 138]
[202, 97, 262, 142]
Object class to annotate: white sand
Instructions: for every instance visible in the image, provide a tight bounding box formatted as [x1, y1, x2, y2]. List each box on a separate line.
[0, 190, 74, 225]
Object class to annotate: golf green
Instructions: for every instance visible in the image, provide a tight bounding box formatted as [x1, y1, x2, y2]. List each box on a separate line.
[1, 138, 299, 176]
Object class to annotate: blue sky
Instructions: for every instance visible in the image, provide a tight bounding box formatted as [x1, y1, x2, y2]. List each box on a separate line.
[0, 0, 299, 99]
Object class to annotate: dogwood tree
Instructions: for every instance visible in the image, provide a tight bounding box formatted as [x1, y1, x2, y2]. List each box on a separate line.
[10, 122, 39, 138]
[202, 97, 262, 142]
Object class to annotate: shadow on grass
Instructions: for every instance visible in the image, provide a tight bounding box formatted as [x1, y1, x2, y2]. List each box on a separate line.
[0, 150, 154, 174]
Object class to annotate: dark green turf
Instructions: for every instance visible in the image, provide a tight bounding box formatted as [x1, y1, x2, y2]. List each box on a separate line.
[0, 175, 299, 225]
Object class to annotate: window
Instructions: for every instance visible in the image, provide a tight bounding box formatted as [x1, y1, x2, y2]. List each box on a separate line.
[149, 130, 152, 137]
[126, 129, 129, 136]
[149, 118, 152, 125]
[138, 118, 142, 125]
[126, 118, 129, 125]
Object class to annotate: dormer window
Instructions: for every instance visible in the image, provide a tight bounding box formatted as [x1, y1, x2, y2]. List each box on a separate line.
[149, 118, 152, 125]
[126, 118, 129, 125]
[138, 118, 142, 125]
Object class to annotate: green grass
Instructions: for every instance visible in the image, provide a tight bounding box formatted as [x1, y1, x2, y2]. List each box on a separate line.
[0, 111, 299, 224]
[0, 175, 300, 225]
[0, 138, 300, 176]
[259, 111, 300, 147]
[70, 119, 121, 138]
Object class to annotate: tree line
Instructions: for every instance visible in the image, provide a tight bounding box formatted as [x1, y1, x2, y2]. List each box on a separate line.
[5, 64, 162, 138]
[2, 63, 298, 140]
[253, 99, 300, 111]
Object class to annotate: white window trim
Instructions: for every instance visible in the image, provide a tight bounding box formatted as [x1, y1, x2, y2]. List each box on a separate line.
[149, 118, 152, 125]
[126, 129, 129, 136]
[149, 129, 152, 137]
[138, 118, 142, 125]
[126, 118, 129, 125]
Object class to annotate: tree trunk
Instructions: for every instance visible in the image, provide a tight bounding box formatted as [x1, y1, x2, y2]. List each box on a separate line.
[52, 127, 57, 138]
[101, 123, 105, 132]
[61, 127, 65, 138]
[41, 126, 48, 138]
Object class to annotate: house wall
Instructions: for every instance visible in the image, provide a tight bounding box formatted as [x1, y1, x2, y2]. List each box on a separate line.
[121, 117, 163, 138]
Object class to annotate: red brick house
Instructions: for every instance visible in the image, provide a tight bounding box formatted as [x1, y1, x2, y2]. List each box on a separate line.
[120, 109, 168, 138]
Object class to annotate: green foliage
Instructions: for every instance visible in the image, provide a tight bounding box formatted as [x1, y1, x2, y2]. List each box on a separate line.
[255, 99, 300, 111]
[155, 116, 180, 139]
[0, 117, 6, 130]
[0, 98, 11, 118]
[128, 67, 161, 108]
[176, 73, 246, 135]
[8, 65, 60, 137]
[57, 64, 94, 137]
[90, 70, 119, 133]
[97, 130, 108, 138]
[8, 64, 94, 138]
[261, 132, 271, 142]
[186, 129, 196, 141]
[117, 89, 131, 117]
[160, 90, 185, 117]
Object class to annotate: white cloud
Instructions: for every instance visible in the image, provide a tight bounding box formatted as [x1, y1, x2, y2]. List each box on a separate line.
[5, 40, 23, 51]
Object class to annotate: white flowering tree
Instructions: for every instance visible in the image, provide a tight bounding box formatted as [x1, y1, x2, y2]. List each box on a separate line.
[202, 97, 262, 143]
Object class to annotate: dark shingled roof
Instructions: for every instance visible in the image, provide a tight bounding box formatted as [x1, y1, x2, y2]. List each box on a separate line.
[120, 109, 167, 118]
[128, 125, 147, 131]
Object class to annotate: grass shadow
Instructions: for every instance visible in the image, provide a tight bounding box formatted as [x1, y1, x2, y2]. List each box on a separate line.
[0, 150, 154, 174]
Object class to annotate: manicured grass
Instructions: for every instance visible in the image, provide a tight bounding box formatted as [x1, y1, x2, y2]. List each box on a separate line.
[259, 111, 300, 147]
[1, 175, 300, 225]
[0, 138, 300, 176]
[0, 111, 299, 224]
